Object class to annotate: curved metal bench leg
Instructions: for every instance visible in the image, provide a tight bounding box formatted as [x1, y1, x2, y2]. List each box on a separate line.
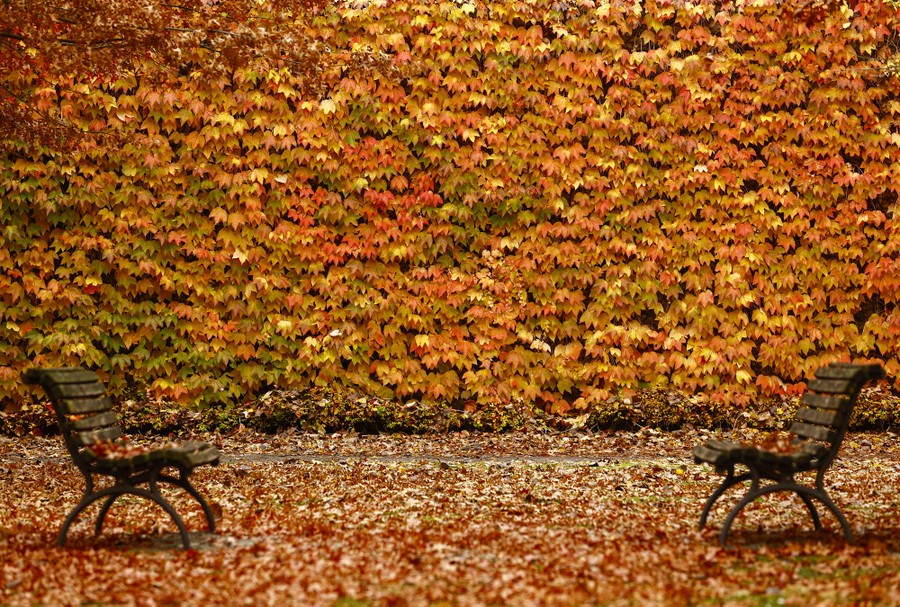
[147, 493, 192, 550]
[182, 480, 217, 533]
[94, 494, 121, 536]
[797, 487, 853, 541]
[796, 492, 822, 531]
[61, 485, 192, 549]
[94, 489, 191, 540]
[59, 492, 110, 547]
[159, 473, 217, 533]
[144, 476, 192, 550]
[720, 483, 852, 545]
[719, 487, 764, 546]
[60, 485, 141, 546]
[699, 470, 751, 531]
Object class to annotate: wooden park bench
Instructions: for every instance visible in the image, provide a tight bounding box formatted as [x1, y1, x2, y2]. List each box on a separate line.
[693, 362, 885, 545]
[23, 367, 220, 549]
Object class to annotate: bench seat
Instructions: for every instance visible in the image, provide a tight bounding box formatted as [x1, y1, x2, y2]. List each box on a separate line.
[693, 439, 827, 473]
[82, 440, 221, 470]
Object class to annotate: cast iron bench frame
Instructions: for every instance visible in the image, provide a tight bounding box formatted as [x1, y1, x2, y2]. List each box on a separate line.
[693, 362, 885, 545]
[24, 367, 220, 549]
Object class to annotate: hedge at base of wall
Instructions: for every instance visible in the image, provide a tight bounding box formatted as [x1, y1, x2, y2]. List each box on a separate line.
[4, 382, 899, 437]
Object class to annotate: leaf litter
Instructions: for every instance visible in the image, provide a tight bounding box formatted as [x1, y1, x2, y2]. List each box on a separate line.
[1, 429, 900, 606]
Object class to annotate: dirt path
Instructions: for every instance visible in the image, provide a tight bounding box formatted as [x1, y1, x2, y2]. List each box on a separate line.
[5, 426, 898, 464]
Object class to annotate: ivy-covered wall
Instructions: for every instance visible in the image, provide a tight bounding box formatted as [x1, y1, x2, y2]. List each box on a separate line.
[2, 0, 899, 411]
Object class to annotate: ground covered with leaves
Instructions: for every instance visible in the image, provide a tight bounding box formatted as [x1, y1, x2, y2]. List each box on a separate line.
[2, 429, 900, 606]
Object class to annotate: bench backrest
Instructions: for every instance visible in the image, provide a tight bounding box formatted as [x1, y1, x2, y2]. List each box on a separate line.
[792, 362, 885, 470]
[23, 367, 124, 469]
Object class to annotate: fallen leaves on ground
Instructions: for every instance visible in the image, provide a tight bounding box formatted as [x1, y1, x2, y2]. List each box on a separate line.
[1, 430, 900, 606]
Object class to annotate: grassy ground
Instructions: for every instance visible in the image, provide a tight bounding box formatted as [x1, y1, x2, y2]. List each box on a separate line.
[1, 429, 899, 606]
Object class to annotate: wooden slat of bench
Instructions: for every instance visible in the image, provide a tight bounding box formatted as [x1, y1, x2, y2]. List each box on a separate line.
[50, 382, 107, 399]
[71, 426, 124, 447]
[796, 407, 841, 427]
[800, 393, 849, 410]
[751, 448, 815, 468]
[67, 412, 120, 431]
[822, 363, 886, 381]
[807, 378, 856, 395]
[24, 368, 100, 385]
[816, 366, 865, 380]
[790, 421, 836, 443]
[153, 444, 221, 467]
[86, 451, 153, 469]
[88, 442, 221, 470]
[693, 440, 749, 467]
[57, 396, 114, 415]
